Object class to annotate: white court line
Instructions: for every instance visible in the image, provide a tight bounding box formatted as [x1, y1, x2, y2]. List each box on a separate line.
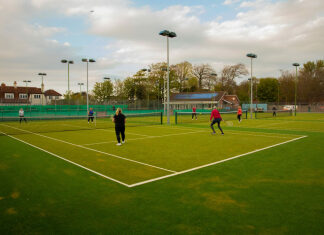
[156, 124, 302, 137]
[83, 128, 294, 146]
[62, 123, 150, 137]
[83, 130, 207, 146]
[1, 124, 176, 173]
[128, 135, 308, 187]
[0, 131, 131, 187]
[238, 125, 324, 133]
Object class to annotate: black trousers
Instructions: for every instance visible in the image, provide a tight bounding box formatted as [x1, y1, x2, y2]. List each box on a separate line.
[192, 113, 197, 119]
[88, 116, 94, 122]
[273, 112, 276, 117]
[210, 118, 224, 134]
[19, 117, 27, 123]
[115, 126, 125, 143]
[237, 114, 242, 121]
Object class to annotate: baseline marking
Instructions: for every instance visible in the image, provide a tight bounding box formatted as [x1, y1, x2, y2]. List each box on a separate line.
[128, 135, 308, 187]
[0, 131, 131, 187]
[1, 124, 176, 173]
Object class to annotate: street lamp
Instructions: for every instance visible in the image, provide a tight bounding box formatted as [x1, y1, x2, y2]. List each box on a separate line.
[159, 30, 177, 124]
[23, 80, 31, 87]
[293, 63, 300, 116]
[246, 53, 257, 119]
[61, 60, 74, 100]
[82, 58, 96, 112]
[38, 73, 46, 105]
[77, 82, 84, 93]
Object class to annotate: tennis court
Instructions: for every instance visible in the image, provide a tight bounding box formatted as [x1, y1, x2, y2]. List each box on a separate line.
[1, 112, 324, 234]
[0, 112, 307, 187]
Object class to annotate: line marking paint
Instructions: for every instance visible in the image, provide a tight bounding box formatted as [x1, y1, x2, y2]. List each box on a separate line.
[0, 131, 131, 187]
[1, 124, 176, 173]
[128, 135, 308, 187]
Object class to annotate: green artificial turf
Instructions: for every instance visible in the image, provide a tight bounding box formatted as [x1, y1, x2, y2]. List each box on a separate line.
[0, 113, 323, 234]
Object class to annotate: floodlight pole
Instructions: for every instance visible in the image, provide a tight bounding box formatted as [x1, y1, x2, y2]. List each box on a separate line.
[166, 36, 170, 124]
[86, 61, 89, 112]
[78, 83, 84, 94]
[246, 53, 257, 119]
[159, 30, 176, 124]
[82, 58, 96, 113]
[38, 73, 46, 105]
[293, 63, 300, 116]
[250, 58, 253, 118]
[61, 60, 74, 102]
[23, 80, 31, 87]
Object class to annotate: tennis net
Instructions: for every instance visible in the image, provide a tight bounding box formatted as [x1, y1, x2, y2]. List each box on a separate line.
[175, 110, 247, 124]
[0, 112, 163, 136]
[254, 110, 292, 119]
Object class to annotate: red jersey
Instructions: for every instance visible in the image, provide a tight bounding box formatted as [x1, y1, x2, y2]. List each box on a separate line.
[210, 109, 222, 121]
[237, 108, 242, 115]
[192, 107, 196, 112]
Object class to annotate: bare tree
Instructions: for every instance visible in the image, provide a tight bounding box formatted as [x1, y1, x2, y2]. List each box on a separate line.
[192, 64, 214, 90]
[220, 63, 248, 93]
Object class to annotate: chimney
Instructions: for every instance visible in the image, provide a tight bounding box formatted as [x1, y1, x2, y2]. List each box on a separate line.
[13, 81, 17, 89]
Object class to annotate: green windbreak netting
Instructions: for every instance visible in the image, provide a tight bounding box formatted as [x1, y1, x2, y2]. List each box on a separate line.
[0, 105, 129, 117]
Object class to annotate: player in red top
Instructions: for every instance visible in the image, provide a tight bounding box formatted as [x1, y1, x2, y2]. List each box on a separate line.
[237, 106, 242, 122]
[210, 106, 224, 135]
[192, 106, 197, 120]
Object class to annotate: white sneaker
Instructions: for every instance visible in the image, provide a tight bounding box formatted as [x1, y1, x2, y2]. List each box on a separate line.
[122, 140, 125, 144]
[116, 143, 121, 146]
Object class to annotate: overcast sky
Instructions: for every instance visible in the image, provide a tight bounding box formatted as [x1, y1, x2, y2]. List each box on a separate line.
[0, 0, 323, 94]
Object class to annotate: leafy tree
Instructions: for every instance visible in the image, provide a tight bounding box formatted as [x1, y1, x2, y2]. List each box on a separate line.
[278, 71, 295, 103]
[298, 60, 324, 103]
[257, 78, 278, 102]
[236, 80, 250, 103]
[172, 61, 193, 92]
[92, 80, 113, 103]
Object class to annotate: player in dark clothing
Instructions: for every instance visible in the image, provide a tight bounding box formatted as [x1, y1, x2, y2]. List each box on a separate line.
[113, 108, 126, 146]
[210, 107, 224, 135]
[272, 106, 277, 117]
[88, 108, 94, 123]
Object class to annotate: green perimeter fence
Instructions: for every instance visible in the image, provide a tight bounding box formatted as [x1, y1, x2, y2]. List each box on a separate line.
[0, 105, 163, 118]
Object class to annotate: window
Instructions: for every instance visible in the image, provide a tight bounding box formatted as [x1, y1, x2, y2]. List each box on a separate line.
[5, 93, 14, 99]
[19, 94, 28, 99]
[34, 94, 41, 99]
[48, 96, 53, 100]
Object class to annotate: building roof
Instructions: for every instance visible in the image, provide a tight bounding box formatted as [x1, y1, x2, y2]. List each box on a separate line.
[223, 95, 240, 104]
[44, 89, 62, 96]
[0, 83, 42, 94]
[170, 91, 226, 102]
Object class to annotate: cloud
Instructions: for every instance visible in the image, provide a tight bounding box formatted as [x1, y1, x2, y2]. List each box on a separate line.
[223, 0, 242, 5]
[0, 0, 323, 93]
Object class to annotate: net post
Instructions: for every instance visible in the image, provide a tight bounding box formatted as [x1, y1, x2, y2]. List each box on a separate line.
[160, 112, 163, 125]
[175, 111, 177, 125]
[94, 112, 97, 127]
[245, 110, 247, 119]
[255, 110, 257, 119]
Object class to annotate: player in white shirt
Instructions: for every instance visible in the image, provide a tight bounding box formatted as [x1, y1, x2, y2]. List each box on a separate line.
[19, 108, 27, 123]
